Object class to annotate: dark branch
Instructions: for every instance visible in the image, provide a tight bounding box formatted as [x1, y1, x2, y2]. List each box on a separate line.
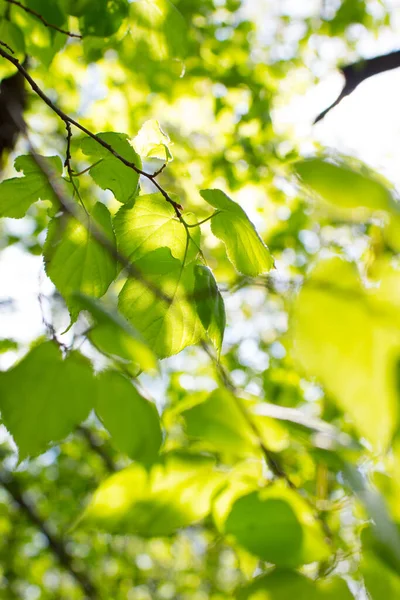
[78, 426, 117, 473]
[5, 0, 82, 39]
[314, 49, 400, 123]
[0, 468, 99, 598]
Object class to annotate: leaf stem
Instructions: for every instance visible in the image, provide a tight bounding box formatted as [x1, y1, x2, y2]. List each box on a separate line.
[184, 211, 221, 228]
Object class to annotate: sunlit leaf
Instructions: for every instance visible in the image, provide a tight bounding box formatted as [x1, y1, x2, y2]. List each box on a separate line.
[133, 119, 172, 161]
[95, 370, 162, 463]
[200, 189, 273, 276]
[114, 193, 199, 264]
[118, 248, 204, 358]
[224, 482, 330, 566]
[295, 157, 396, 217]
[0, 155, 62, 218]
[44, 202, 117, 320]
[78, 452, 224, 535]
[291, 257, 400, 449]
[80, 133, 141, 204]
[0, 342, 95, 459]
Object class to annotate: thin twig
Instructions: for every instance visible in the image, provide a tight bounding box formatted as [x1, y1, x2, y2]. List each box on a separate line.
[5, 0, 82, 39]
[0, 39, 14, 53]
[0, 47, 183, 216]
[0, 468, 99, 599]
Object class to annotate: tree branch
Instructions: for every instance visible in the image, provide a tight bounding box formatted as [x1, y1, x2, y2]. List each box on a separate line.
[78, 426, 117, 473]
[5, 0, 82, 39]
[0, 468, 99, 599]
[0, 46, 183, 216]
[314, 49, 400, 123]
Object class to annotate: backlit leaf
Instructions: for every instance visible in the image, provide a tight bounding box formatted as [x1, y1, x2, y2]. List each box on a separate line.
[200, 189, 273, 276]
[44, 202, 117, 320]
[118, 248, 204, 358]
[114, 193, 199, 264]
[133, 119, 172, 161]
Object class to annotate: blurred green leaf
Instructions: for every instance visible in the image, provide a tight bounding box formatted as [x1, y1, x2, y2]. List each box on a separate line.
[78, 0, 129, 37]
[0, 342, 95, 459]
[78, 452, 224, 535]
[237, 569, 353, 599]
[294, 157, 396, 217]
[224, 482, 330, 566]
[75, 294, 157, 372]
[95, 370, 162, 463]
[292, 257, 400, 450]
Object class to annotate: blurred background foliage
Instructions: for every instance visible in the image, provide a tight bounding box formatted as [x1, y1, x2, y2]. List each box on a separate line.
[1, 0, 400, 598]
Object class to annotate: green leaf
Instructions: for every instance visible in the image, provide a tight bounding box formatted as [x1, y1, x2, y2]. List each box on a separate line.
[95, 370, 162, 463]
[224, 482, 330, 566]
[193, 265, 225, 355]
[133, 119, 173, 161]
[118, 248, 204, 358]
[78, 0, 129, 37]
[294, 157, 396, 216]
[78, 452, 223, 535]
[44, 202, 117, 320]
[0, 155, 63, 218]
[130, 0, 188, 61]
[200, 189, 273, 276]
[237, 570, 353, 600]
[114, 193, 199, 264]
[0, 342, 95, 459]
[0, 20, 25, 78]
[291, 257, 400, 449]
[362, 550, 400, 600]
[26, 0, 66, 28]
[80, 133, 141, 204]
[182, 388, 259, 457]
[75, 294, 157, 372]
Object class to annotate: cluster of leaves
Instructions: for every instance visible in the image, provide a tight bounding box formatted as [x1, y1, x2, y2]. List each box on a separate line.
[1, 1, 400, 599]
